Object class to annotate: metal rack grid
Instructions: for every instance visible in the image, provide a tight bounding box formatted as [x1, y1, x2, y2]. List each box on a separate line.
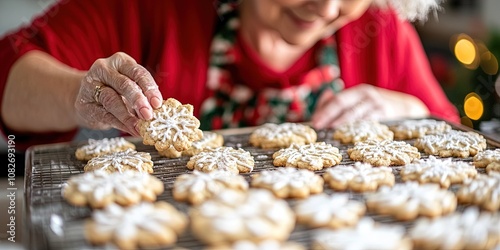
[24, 125, 497, 250]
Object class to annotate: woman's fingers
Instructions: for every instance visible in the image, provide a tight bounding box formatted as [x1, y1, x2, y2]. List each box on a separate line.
[97, 86, 141, 136]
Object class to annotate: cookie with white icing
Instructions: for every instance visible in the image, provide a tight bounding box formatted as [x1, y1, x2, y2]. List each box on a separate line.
[190, 189, 295, 246]
[473, 148, 500, 170]
[400, 156, 477, 188]
[347, 139, 420, 166]
[251, 167, 323, 198]
[63, 170, 163, 208]
[294, 194, 365, 229]
[312, 218, 412, 250]
[249, 123, 317, 149]
[85, 202, 187, 249]
[456, 173, 500, 211]
[139, 98, 203, 152]
[487, 162, 500, 174]
[323, 162, 395, 192]
[207, 240, 305, 250]
[333, 120, 394, 144]
[365, 182, 457, 220]
[414, 130, 487, 158]
[389, 119, 451, 140]
[158, 131, 224, 158]
[272, 142, 342, 170]
[83, 149, 154, 173]
[187, 146, 254, 174]
[409, 207, 500, 250]
[173, 170, 249, 205]
[75, 137, 136, 161]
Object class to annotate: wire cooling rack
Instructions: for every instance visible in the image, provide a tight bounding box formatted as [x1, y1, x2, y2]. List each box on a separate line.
[24, 123, 499, 249]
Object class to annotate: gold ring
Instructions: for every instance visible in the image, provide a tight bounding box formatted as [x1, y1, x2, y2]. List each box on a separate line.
[93, 85, 104, 103]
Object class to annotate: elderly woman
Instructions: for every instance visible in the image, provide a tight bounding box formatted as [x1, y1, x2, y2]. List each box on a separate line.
[0, 0, 457, 149]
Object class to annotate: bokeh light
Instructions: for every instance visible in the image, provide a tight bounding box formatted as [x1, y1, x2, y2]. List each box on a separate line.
[460, 116, 473, 128]
[463, 92, 484, 120]
[480, 51, 499, 75]
[452, 34, 479, 69]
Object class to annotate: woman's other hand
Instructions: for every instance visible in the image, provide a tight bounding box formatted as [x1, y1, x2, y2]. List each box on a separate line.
[74, 52, 163, 136]
[311, 84, 429, 129]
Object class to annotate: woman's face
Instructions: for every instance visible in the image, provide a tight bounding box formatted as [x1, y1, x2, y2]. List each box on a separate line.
[247, 0, 373, 46]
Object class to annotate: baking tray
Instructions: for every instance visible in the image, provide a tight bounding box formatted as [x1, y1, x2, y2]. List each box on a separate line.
[24, 121, 500, 249]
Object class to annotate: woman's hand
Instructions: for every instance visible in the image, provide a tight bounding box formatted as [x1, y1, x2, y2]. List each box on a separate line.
[74, 52, 163, 136]
[311, 84, 430, 129]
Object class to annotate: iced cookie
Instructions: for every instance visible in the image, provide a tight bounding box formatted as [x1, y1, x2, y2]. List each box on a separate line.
[190, 189, 295, 246]
[294, 194, 365, 229]
[272, 142, 342, 170]
[347, 139, 420, 166]
[158, 131, 224, 158]
[85, 202, 187, 250]
[139, 98, 203, 152]
[388, 119, 451, 140]
[83, 149, 154, 173]
[249, 123, 317, 149]
[365, 182, 457, 220]
[333, 120, 394, 144]
[75, 137, 136, 161]
[173, 170, 249, 205]
[186, 146, 254, 174]
[487, 162, 500, 174]
[400, 156, 477, 188]
[323, 162, 395, 192]
[312, 218, 412, 250]
[414, 130, 487, 158]
[207, 240, 305, 250]
[409, 207, 500, 250]
[250, 167, 323, 198]
[63, 170, 164, 208]
[456, 173, 500, 211]
[473, 149, 500, 173]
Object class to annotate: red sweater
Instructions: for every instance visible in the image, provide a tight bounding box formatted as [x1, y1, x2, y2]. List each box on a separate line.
[0, 0, 459, 150]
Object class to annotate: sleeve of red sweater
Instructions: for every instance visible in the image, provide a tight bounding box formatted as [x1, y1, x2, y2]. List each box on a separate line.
[0, 0, 216, 150]
[337, 8, 460, 124]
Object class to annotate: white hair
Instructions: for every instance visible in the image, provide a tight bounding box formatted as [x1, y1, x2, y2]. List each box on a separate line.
[375, 0, 444, 21]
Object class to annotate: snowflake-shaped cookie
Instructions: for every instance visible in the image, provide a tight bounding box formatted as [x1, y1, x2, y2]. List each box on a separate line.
[139, 98, 203, 152]
[75, 137, 136, 161]
[158, 131, 224, 158]
[83, 149, 154, 173]
[333, 120, 394, 144]
[414, 130, 487, 158]
[487, 162, 500, 174]
[348, 139, 420, 166]
[294, 194, 365, 229]
[187, 146, 254, 174]
[173, 170, 249, 205]
[207, 240, 305, 250]
[473, 148, 500, 168]
[250, 167, 323, 198]
[389, 119, 451, 140]
[249, 123, 317, 149]
[63, 170, 164, 208]
[400, 156, 477, 188]
[409, 207, 500, 250]
[312, 218, 411, 250]
[85, 202, 187, 249]
[272, 142, 342, 170]
[457, 173, 500, 211]
[365, 182, 457, 220]
[323, 162, 395, 192]
[190, 189, 295, 245]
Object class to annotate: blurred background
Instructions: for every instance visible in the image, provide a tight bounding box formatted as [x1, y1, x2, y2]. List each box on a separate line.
[0, 0, 499, 151]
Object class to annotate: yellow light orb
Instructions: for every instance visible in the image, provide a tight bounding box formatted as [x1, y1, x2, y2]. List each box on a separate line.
[454, 38, 477, 66]
[464, 93, 484, 120]
[480, 51, 499, 75]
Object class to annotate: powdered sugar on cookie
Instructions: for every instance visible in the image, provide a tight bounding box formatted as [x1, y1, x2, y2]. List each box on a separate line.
[333, 120, 394, 144]
[457, 173, 500, 211]
[251, 167, 323, 198]
[348, 140, 420, 166]
[401, 156, 477, 188]
[389, 119, 451, 139]
[272, 142, 342, 170]
[187, 146, 254, 173]
[249, 123, 317, 149]
[323, 162, 395, 192]
[414, 130, 487, 158]
[83, 149, 153, 173]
